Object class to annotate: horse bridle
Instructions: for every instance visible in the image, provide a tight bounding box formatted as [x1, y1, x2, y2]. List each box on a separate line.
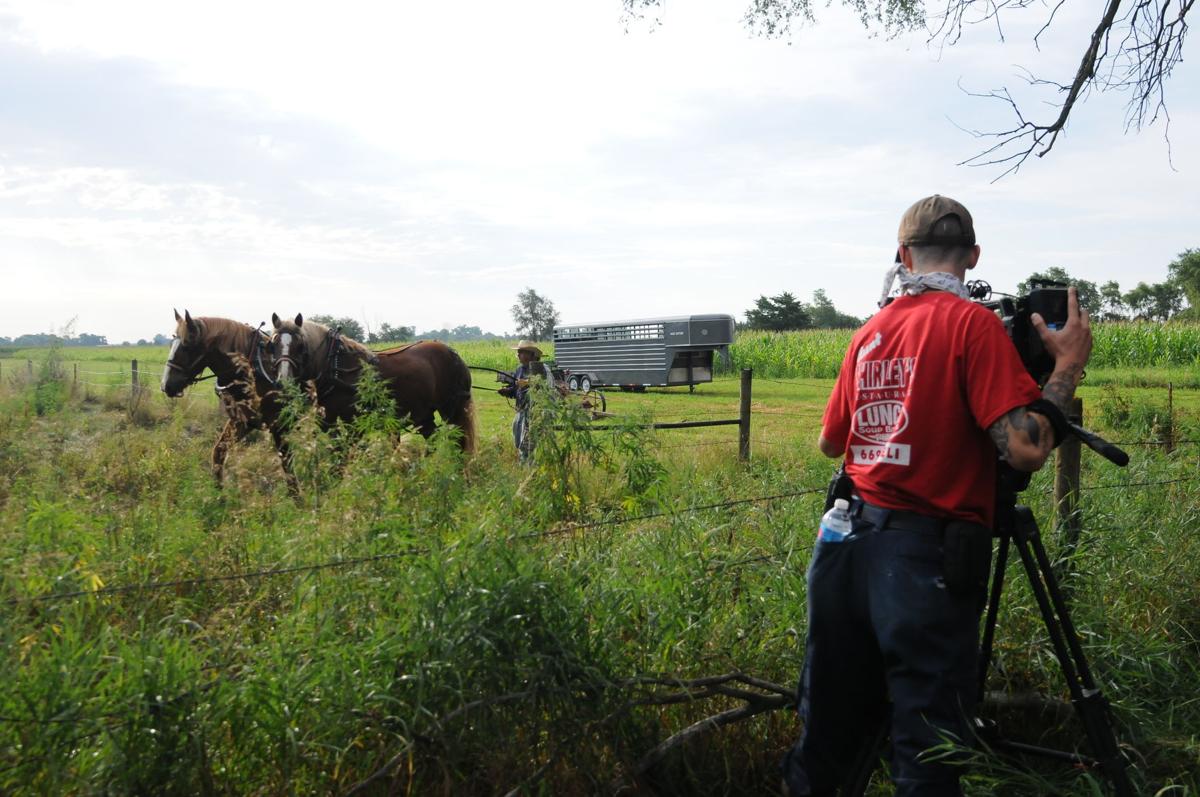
[272, 331, 302, 384]
[163, 338, 214, 383]
[166, 326, 273, 392]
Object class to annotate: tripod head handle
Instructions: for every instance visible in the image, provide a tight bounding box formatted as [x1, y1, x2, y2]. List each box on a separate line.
[1067, 422, 1129, 467]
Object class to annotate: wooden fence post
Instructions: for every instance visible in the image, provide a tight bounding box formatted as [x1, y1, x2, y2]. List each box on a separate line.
[738, 369, 752, 462]
[1166, 382, 1175, 453]
[131, 359, 139, 394]
[73, 363, 78, 386]
[1054, 397, 1084, 578]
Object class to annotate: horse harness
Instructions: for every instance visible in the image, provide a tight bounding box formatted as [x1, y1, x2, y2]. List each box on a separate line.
[314, 328, 378, 398]
[213, 327, 274, 402]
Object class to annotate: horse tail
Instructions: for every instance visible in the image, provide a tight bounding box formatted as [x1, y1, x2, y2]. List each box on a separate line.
[445, 345, 477, 454]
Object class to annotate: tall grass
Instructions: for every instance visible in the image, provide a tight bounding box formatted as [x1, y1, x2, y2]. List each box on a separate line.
[2, 341, 1200, 793]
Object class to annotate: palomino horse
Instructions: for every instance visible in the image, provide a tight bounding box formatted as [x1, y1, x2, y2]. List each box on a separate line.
[161, 310, 297, 491]
[269, 313, 476, 452]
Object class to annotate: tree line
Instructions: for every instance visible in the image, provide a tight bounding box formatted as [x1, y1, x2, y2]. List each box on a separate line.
[744, 250, 1199, 332]
[0, 332, 171, 348]
[5, 255, 1195, 348]
[1018, 249, 1199, 322]
[743, 289, 862, 331]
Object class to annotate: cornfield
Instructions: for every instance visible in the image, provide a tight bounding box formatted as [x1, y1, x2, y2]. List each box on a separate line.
[721, 323, 1200, 379]
[1089, 322, 1200, 367]
[725, 330, 852, 379]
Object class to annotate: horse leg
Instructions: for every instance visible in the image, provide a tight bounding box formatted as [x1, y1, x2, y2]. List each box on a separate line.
[413, 413, 437, 439]
[271, 426, 300, 498]
[441, 396, 477, 453]
[211, 419, 237, 486]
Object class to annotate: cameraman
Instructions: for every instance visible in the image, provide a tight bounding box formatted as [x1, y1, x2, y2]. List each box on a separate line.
[782, 195, 1092, 796]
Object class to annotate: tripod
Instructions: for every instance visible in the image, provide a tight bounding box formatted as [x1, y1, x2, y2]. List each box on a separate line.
[843, 425, 1134, 796]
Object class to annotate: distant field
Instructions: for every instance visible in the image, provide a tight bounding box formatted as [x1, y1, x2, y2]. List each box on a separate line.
[5, 322, 1196, 385]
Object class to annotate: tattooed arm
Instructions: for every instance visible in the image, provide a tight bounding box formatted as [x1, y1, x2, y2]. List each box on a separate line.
[988, 287, 1092, 471]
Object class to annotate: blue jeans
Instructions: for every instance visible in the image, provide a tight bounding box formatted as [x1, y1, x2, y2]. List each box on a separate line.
[782, 510, 985, 796]
[512, 410, 533, 463]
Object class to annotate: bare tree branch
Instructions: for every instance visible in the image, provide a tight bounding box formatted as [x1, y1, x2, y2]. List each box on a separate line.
[620, 0, 1193, 176]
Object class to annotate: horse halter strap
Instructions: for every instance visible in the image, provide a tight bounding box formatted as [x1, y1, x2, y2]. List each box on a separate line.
[165, 338, 213, 380]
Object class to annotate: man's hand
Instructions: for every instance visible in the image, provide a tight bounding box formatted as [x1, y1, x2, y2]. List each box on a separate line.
[1031, 286, 1092, 401]
[989, 287, 1092, 471]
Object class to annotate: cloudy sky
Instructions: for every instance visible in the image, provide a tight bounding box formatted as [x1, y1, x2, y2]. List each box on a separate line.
[1, 0, 1197, 342]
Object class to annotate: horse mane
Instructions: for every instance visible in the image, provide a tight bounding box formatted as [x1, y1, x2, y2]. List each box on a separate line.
[198, 317, 259, 351]
[175, 314, 260, 353]
[298, 321, 375, 364]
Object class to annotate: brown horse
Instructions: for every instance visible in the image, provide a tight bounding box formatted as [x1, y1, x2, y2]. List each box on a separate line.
[161, 310, 297, 490]
[269, 313, 476, 452]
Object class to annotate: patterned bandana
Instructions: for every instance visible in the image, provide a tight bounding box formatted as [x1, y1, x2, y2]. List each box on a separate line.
[878, 261, 970, 308]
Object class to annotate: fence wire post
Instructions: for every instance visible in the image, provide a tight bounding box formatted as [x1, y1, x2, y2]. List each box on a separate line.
[739, 369, 752, 462]
[1166, 382, 1175, 453]
[1054, 397, 1084, 583]
[131, 359, 139, 395]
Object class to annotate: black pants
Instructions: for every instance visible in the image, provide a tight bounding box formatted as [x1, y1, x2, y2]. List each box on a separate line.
[782, 506, 985, 796]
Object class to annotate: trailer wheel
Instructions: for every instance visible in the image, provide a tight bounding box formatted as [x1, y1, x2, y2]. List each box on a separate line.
[567, 375, 580, 391]
[580, 375, 592, 392]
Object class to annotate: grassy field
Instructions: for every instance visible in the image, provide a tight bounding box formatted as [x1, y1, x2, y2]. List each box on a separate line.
[1, 343, 1199, 795]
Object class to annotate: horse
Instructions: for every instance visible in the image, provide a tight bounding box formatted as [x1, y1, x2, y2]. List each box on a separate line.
[269, 313, 476, 453]
[161, 309, 298, 491]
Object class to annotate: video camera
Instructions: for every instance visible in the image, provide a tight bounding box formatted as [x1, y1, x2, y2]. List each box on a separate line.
[966, 278, 1069, 387]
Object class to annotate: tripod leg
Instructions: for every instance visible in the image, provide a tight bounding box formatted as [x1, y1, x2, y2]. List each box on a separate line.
[1010, 506, 1134, 796]
[977, 534, 1010, 704]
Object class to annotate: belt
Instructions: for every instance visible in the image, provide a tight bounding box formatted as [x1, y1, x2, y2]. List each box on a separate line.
[849, 498, 945, 535]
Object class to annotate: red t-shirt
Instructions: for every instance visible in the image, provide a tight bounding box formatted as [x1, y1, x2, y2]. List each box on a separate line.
[821, 291, 1042, 527]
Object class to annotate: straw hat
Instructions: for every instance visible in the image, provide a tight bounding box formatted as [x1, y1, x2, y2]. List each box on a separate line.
[512, 340, 543, 357]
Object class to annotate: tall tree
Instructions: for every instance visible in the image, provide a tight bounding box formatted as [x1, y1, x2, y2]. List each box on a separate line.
[622, 0, 1191, 175]
[1124, 281, 1184, 321]
[368, 323, 415, 344]
[1168, 248, 1200, 312]
[306, 314, 366, 342]
[1017, 268, 1101, 315]
[745, 292, 812, 331]
[808, 289, 862, 329]
[1098, 280, 1128, 321]
[511, 288, 560, 340]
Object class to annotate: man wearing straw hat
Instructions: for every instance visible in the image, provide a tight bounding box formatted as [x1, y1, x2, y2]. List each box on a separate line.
[499, 339, 555, 463]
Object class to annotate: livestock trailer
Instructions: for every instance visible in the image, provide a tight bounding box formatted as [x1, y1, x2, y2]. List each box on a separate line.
[552, 314, 735, 391]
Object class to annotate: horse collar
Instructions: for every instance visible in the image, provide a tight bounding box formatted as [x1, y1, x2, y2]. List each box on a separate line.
[252, 329, 276, 385]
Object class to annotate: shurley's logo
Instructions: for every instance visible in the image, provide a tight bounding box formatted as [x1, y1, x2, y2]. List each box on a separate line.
[852, 400, 908, 443]
[849, 400, 913, 466]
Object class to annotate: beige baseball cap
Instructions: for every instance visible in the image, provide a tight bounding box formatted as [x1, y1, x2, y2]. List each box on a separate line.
[898, 195, 976, 246]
